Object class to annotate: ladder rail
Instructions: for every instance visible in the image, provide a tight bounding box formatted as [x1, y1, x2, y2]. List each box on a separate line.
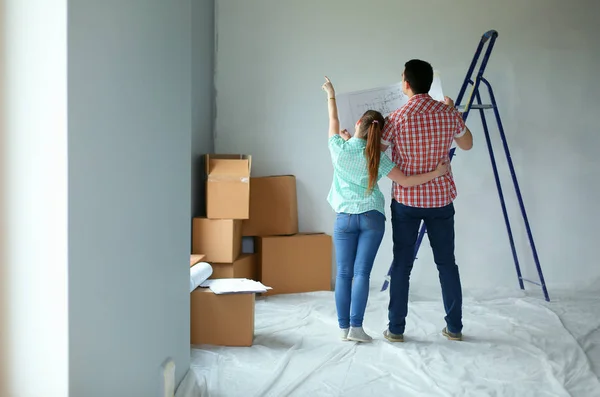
[480, 77, 550, 301]
[455, 30, 498, 117]
[461, 34, 498, 120]
[474, 89, 525, 290]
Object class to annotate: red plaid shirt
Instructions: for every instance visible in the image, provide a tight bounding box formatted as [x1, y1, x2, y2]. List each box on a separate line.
[382, 94, 467, 208]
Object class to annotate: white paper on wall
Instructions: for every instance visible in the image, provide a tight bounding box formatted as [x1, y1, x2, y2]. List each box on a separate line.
[336, 70, 445, 134]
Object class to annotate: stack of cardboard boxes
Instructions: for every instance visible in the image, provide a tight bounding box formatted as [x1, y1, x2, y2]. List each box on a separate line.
[190, 154, 333, 347]
[246, 176, 332, 296]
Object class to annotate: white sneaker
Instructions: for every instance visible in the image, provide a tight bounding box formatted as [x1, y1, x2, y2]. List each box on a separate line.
[347, 326, 373, 343]
[340, 328, 349, 341]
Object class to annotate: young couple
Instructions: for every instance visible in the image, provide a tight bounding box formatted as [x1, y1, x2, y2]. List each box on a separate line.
[323, 59, 473, 343]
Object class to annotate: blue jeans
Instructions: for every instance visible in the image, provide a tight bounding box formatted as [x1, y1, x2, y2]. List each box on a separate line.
[388, 200, 463, 335]
[334, 210, 385, 328]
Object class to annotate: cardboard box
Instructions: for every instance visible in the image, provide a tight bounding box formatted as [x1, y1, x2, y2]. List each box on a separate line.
[192, 218, 242, 263]
[206, 154, 251, 219]
[243, 176, 299, 237]
[190, 254, 206, 267]
[256, 233, 332, 296]
[210, 254, 257, 280]
[190, 288, 255, 347]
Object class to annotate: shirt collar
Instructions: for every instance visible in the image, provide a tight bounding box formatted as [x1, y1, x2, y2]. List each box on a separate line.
[408, 93, 431, 102]
[348, 137, 366, 147]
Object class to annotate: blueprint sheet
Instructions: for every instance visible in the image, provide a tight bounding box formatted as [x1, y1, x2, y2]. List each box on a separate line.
[337, 71, 445, 133]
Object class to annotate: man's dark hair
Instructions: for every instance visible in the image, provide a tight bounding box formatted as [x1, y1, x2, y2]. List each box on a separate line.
[403, 59, 434, 94]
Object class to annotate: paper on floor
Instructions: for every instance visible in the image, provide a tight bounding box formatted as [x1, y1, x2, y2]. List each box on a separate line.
[200, 278, 271, 294]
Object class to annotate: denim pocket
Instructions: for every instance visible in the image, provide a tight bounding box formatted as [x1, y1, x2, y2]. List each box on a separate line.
[335, 213, 352, 232]
[363, 211, 385, 232]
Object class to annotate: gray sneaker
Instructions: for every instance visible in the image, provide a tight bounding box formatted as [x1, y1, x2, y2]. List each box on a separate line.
[347, 326, 373, 343]
[383, 329, 404, 342]
[340, 328, 349, 341]
[442, 327, 463, 341]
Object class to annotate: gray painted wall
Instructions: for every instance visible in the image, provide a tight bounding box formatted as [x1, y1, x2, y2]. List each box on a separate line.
[192, 0, 216, 217]
[215, 0, 600, 292]
[68, 1, 194, 395]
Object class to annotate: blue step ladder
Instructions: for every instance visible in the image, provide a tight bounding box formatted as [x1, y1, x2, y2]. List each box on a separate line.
[381, 30, 550, 302]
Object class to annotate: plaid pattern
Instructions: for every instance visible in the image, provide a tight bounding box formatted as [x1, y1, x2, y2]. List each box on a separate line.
[328, 135, 396, 216]
[382, 94, 466, 208]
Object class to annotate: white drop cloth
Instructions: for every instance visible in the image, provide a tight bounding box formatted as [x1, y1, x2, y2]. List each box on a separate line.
[184, 286, 600, 396]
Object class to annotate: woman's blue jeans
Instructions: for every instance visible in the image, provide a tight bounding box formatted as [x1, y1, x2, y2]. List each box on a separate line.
[333, 210, 385, 328]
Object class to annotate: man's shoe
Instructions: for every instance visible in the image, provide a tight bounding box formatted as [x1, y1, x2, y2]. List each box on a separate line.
[442, 327, 462, 341]
[383, 329, 404, 342]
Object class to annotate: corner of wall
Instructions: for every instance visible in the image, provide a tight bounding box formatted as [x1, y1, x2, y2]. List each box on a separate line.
[211, 0, 218, 153]
[191, 0, 217, 217]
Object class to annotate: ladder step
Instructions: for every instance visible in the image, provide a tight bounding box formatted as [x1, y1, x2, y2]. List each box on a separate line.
[458, 104, 495, 110]
[519, 277, 542, 287]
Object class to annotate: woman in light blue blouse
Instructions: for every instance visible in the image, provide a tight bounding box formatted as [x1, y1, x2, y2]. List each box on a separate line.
[322, 77, 448, 342]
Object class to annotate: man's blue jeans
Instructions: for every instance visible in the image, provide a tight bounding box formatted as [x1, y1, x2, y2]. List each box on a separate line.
[334, 210, 385, 329]
[388, 200, 463, 335]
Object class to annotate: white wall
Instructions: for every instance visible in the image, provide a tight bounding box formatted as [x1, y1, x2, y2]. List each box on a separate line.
[2, 0, 69, 396]
[1, 1, 6, 392]
[68, 1, 192, 396]
[215, 0, 600, 293]
[192, 0, 216, 217]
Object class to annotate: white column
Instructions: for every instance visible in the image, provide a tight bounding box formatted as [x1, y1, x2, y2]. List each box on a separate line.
[1, 0, 69, 395]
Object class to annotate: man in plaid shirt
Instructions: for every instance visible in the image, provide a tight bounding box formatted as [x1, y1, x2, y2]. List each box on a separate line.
[381, 59, 473, 342]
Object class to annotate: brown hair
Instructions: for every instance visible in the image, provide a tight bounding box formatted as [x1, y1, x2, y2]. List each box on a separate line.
[357, 110, 385, 194]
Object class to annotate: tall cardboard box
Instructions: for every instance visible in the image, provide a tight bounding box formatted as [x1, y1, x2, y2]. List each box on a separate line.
[190, 288, 255, 346]
[206, 154, 251, 219]
[192, 218, 242, 263]
[243, 176, 298, 236]
[256, 233, 332, 296]
[210, 254, 257, 280]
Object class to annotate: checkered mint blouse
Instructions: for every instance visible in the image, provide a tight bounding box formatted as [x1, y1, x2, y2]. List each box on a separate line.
[327, 135, 395, 216]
